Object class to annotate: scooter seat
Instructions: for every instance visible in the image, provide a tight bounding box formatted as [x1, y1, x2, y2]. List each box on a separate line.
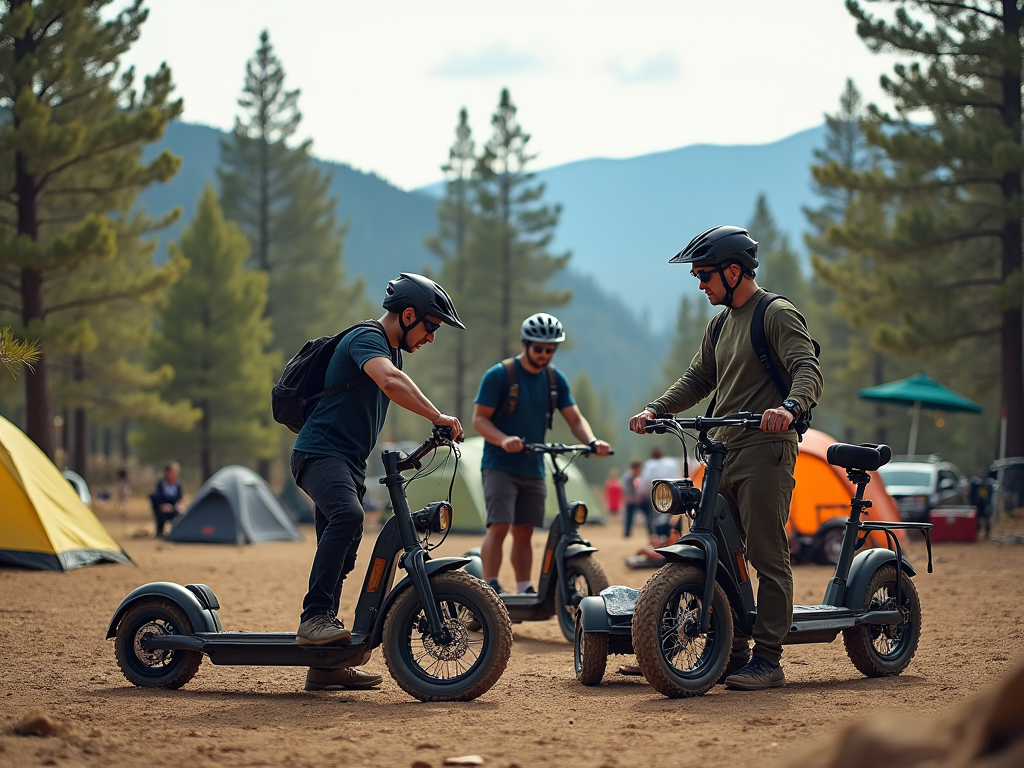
[600, 585, 639, 616]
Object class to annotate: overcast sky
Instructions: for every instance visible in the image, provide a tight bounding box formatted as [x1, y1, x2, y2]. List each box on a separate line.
[118, 0, 901, 190]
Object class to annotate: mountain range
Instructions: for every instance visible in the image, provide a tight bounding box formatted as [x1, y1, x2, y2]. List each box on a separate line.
[137, 121, 830, 421]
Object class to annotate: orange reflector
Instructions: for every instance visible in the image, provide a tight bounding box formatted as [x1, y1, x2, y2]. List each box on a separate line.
[734, 550, 749, 583]
[542, 549, 554, 575]
[367, 557, 387, 592]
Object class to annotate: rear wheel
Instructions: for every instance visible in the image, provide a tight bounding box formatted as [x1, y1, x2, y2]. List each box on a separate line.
[631, 563, 733, 698]
[557, 556, 609, 642]
[573, 613, 608, 686]
[382, 571, 512, 702]
[843, 564, 922, 677]
[813, 525, 845, 566]
[114, 599, 202, 689]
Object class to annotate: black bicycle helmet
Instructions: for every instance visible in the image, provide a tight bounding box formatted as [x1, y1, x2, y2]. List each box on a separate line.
[382, 273, 466, 330]
[520, 313, 565, 344]
[669, 225, 758, 270]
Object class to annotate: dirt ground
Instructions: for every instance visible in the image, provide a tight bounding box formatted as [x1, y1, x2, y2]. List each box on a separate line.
[2, 496, 1023, 768]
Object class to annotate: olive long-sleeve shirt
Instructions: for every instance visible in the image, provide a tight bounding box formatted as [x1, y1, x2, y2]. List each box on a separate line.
[646, 288, 824, 449]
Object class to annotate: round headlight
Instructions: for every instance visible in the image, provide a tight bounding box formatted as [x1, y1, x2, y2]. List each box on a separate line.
[652, 481, 674, 513]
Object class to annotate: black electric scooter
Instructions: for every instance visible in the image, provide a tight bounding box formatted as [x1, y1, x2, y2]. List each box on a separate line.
[107, 427, 514, 702]
[465, 443, 611, 642]
[575, 413, 933, 696]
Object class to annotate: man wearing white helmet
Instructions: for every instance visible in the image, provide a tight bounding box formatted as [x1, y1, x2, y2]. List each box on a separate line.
[473, 313, 611, 594]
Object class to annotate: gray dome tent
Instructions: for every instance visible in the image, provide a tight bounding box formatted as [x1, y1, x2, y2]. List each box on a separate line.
[165, 466, 303, 544]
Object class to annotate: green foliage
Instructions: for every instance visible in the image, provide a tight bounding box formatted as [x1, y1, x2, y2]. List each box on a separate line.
[813, 1, 1023, 454]
[0, 326, 37, 377]
[218, 30, 368, 359]
[135, 186, 278, 479]
[0, 0, 182, 456]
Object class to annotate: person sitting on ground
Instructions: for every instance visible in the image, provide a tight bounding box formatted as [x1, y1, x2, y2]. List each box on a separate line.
[149, 462, 183, 537]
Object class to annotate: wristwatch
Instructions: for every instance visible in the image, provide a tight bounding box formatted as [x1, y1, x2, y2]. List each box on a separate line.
[781, 399, 802, 418]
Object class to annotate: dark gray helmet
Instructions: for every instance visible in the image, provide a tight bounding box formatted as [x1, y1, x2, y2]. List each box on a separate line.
[669, 225, 758, 270]
[520, 313, 565, 344]
[382, 273, 466, 329]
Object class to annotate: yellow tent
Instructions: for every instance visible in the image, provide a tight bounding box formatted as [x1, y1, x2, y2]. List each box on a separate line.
[0, 414, 131, 571]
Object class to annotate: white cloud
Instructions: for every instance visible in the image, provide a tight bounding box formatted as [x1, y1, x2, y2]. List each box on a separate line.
[431, 44, 547, 79]
[607, 52, 680, 83]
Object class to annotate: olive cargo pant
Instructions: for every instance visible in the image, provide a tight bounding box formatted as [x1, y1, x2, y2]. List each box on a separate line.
[719, 440, 797, 666]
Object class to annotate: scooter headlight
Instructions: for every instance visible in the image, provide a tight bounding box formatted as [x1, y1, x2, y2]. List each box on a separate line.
[413, 501, 452, 534]
[652, 481, 675, 513]
[569, 502, 588, 524]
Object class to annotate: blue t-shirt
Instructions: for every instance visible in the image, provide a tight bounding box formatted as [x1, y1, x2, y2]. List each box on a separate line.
[293, 324, 401, 477]
[475, 358, 574, 478]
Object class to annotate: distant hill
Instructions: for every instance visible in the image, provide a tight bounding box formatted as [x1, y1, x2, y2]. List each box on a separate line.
[136, 120, 828, 421]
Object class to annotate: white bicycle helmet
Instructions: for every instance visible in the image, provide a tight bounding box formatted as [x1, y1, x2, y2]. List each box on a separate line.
[520, 313, 565, 344]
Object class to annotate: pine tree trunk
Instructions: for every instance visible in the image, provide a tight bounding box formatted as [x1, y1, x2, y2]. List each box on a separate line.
[71, 355, 88, 480]
[454, 178, 467, 420]
[20, 267, 54, 458]
[1000, 0, 1024, 456]
[499, 169, 512, 360]
[201, 400, 212, 481]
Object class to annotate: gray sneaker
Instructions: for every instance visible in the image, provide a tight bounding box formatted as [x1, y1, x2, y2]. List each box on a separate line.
[724, 657, 786, 690]
[296, 612, 352, 646]
[305, 666, 382, 691]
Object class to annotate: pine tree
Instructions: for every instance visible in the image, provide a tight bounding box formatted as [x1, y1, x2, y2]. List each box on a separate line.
[747, 194, 807, 306]
[0, 0, 181, 457]
[815, 1, 1023, 455]
[656, 294, 711, 401]
[473, 88, 570, 359]
[136, 186, 278, 480]
[218, 30, 366, 358]
[425, 108, 476, 421]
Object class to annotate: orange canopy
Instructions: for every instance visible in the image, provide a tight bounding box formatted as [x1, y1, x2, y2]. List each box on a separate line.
[692, 429, 902, 549]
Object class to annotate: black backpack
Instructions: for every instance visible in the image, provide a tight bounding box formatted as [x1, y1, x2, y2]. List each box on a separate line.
[706, 293, 820, 437]
[271, 320, 390, 434]
[493, 358, 560, 430]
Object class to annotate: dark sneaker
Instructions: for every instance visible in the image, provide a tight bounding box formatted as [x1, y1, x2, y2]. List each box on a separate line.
[485, 579, 505, 595]
[617, 663, 643, 676]
[296, 612, 352, 646]
[720, 648, 752, 683]
[521, 585, 536, 594]
[724, 657, 786, 690]
[305, 666, 383, 691]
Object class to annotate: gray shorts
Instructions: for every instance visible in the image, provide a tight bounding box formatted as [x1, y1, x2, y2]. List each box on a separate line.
[482, 469, 547, 528]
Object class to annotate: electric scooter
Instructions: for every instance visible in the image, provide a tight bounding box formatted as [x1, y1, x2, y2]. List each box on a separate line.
[465, 442, 611, 642]
[107, 427, 514, 702]
[575, 413, 934, 696]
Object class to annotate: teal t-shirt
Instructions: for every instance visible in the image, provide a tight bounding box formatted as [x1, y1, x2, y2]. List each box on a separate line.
[475, 358, 574, 478]
[292, 324, 401, 477]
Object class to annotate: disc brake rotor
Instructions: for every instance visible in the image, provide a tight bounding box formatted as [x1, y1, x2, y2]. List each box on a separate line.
[420, 617, 471, 661]
[134, 620, 174, 666]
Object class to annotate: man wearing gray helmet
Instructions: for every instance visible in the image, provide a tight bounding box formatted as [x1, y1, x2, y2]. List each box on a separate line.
[473, 313, 611, 595]
[629, 226, 823, 691]
[290, 273, 465, 690]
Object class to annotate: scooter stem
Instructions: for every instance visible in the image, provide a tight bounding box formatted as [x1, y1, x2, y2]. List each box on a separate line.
[402, 547, 451, 644]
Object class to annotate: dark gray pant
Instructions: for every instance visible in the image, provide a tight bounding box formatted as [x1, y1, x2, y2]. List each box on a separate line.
[291, 451, 366, 624]
[719, 440, 797, 666]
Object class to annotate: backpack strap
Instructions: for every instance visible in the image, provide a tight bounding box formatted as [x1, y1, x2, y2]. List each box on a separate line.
[493, 358, 520, 420]
[302, 320, 390, 409]
[751, 294, 791, 399]
[546, 364, 559, 430]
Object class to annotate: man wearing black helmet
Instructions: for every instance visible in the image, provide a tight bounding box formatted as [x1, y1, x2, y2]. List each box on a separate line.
[473, 313, 611, 595]
[291, 273, 465, 690]
[629, 226, 823, 691]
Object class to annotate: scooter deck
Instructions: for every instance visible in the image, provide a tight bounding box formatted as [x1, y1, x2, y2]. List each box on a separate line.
[145, 631, 371, 667]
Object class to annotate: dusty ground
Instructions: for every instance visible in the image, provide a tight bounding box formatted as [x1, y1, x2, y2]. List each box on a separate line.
[2, 496, 1023, 768]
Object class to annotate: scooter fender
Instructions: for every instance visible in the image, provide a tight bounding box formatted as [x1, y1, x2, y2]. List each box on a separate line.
[653, 543, 708, 566]
[565, 543, 598, 559]
[105, 581, 221, 639]
[462, 552, 484, 580]
[578, 595, 613, 633]
[842, 548, 917, 611]
[370, 557, 473, 645]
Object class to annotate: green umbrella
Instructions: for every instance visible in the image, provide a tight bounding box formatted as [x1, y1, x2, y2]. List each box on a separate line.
[858, 373, 983, 456]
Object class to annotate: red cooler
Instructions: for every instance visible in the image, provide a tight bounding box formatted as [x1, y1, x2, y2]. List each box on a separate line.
[928, 507, 977, 543]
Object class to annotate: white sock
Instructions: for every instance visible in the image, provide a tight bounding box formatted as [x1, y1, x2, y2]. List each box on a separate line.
[516, 580, 532, 593]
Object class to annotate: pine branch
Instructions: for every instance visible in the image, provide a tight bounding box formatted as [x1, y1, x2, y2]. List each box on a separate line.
[0, 302, 23, 315]
[47, 289, 149, 314]
[0, 276, 20, 292]
[916, 1, 1005, 22]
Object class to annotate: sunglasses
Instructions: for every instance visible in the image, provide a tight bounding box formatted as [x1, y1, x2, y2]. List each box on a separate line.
[420, 317, 442, 334]
[690, 268, 717, 283]
[530, 344, 557, 355]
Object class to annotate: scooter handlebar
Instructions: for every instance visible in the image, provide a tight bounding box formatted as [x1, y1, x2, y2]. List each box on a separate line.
[521, 442, 611, 455]
[643, 412, 764, 433]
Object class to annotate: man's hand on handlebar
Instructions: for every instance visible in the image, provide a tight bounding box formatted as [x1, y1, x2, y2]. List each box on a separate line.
[760, 407, 794, 433]
[629, 408, 656, 435]
[431, 413, 464, 442]
[500, 435, 524, 453]
[589, 439, 612, 456]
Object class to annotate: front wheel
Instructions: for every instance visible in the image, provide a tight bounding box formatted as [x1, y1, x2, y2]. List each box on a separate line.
[113, 599, 202, 689]
[573, 612, 608, 686]
[631, 563, 733, 698]
[557, 556, 609, 642]
[843, 564, 922, 677]
[382, 571, 513, 702]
